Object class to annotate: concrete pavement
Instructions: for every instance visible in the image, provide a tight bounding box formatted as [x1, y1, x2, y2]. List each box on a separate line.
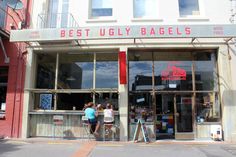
[1, 138, 236, 157]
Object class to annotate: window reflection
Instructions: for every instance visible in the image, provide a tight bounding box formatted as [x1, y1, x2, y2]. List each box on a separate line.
[129, 51, 193, 91]
[129, 52, 152, 91]
[91, 0, 113, 17]
[36, 54, 56, 89]
[178, 0, 200, 17]
[96, 53, 118, 88]
[58, 54, 94, 89]
[154, 61, 192, 91]
[133, 0, 158, 18]
[196, 93, 220, 123]
[194, 53, 218, 91]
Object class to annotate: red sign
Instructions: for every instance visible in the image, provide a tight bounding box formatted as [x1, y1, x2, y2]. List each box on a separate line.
[161, 64, 186, 81]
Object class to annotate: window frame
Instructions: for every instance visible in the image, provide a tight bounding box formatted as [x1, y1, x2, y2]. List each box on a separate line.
[178, 0, 205, 18]
[89, 0, 114, 19]
[32, 52, 119, 111]
[133, 0, 160, 19]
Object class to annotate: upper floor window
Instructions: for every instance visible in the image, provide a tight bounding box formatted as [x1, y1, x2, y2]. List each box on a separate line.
[133, 0, 158, 18]
[0, 0, 7, 28]
[48, 0, 69, 28]
[91, 0, 113, 17]
[178, 0, 200, 17]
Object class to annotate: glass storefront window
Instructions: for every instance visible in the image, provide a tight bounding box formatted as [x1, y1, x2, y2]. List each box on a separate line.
[129, 52, 153, 91]
[58, 53, 94, 89]
[154, 52, 193, 91]
[196, 93, 220, 123]
[36, 54, 56, 89]
[194, 53, 218, 91]
[34, 52, 118, 111]
[57, 93, 93, 110]
[95, 92, 118, 110]
[96, 53, 118, 88]
[129, 92, 153, 123]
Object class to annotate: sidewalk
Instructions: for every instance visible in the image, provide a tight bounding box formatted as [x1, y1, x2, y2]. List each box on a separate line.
[1, 138, 236, 157]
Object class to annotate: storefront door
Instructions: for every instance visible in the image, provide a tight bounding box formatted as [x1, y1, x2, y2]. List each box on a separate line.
[156, 94, 194, 139]
[156, 94, 175, 139]
[174, 94, 194, 139]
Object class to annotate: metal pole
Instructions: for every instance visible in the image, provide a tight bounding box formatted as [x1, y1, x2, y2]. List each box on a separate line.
[152, 52, 156, 140]
[54, 53, 59, 110]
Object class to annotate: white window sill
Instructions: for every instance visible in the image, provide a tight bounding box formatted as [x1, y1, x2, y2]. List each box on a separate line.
[131, 18, 163, 22]
[178, 17, 210, 22]
[86, 18, 117, 23]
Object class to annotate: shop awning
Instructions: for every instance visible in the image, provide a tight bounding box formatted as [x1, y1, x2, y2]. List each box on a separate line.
[9, 24, 236, 46]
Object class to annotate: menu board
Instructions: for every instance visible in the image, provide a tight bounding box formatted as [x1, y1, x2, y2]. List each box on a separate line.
[133, 119, 150, 143]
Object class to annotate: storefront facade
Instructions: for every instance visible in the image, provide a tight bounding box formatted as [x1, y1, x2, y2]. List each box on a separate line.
[10, 25, 236, 141]
[9, 0, 236, 141]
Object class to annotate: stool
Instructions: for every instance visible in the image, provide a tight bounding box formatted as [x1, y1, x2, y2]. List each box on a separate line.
[103, 117, 116, 141]
[82, 116, 94, 140]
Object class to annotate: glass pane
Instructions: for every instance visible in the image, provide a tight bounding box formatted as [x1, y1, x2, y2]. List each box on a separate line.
[129, 52, 152, 91]
[134, 0, 158, 18]
[61, 0, 69, 27]
[48, 0, 59, 28]
[95, 92, 119, 110]
[36, 54, 56, 89]
[194, 53, 218, 91]
[57, 93, 93, 110]
[96, 53, 118, 88]
[0, 67, 8, 111]
[176, 95, 193, 132]
[156, 94, 175, 139]
[92, 0, 113, 17]
[129, 92, 153, 123]
[179, 0, 200, 17]
[154, 52, 193, 91]
[0, 0, 7, 28]
[196, 93, 220, 123]
[58, 53, 94, 89]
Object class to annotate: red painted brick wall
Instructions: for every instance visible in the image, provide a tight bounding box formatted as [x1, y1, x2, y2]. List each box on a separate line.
[0, 0, 32, 138]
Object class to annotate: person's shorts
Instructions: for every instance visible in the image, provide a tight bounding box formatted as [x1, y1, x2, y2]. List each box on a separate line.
[104, 121, 114, 125]
[88, 118, 97, 125]
[88, 119, 97, 133]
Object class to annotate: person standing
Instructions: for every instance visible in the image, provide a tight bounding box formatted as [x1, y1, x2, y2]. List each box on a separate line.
[84, 102, 100, 137]
[103, 103, 114, 135]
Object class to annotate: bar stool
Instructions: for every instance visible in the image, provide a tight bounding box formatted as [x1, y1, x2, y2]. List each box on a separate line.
[103, 117, 115, 141]
[81, 116, 93, 140]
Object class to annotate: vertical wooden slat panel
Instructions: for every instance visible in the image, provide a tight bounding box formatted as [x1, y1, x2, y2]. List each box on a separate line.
[29, 114, 120, 139]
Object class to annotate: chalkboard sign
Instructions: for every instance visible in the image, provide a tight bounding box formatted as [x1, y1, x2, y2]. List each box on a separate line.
[133, 119, 150, 143]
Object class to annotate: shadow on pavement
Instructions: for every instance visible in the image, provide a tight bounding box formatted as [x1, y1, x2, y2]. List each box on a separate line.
[0, 139, 22, 156]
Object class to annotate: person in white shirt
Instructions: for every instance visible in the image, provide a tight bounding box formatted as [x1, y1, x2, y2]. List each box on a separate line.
[103, 103, 114, 135]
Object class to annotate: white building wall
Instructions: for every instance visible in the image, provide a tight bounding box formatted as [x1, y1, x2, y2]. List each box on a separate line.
[31, 0, 232, 28]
